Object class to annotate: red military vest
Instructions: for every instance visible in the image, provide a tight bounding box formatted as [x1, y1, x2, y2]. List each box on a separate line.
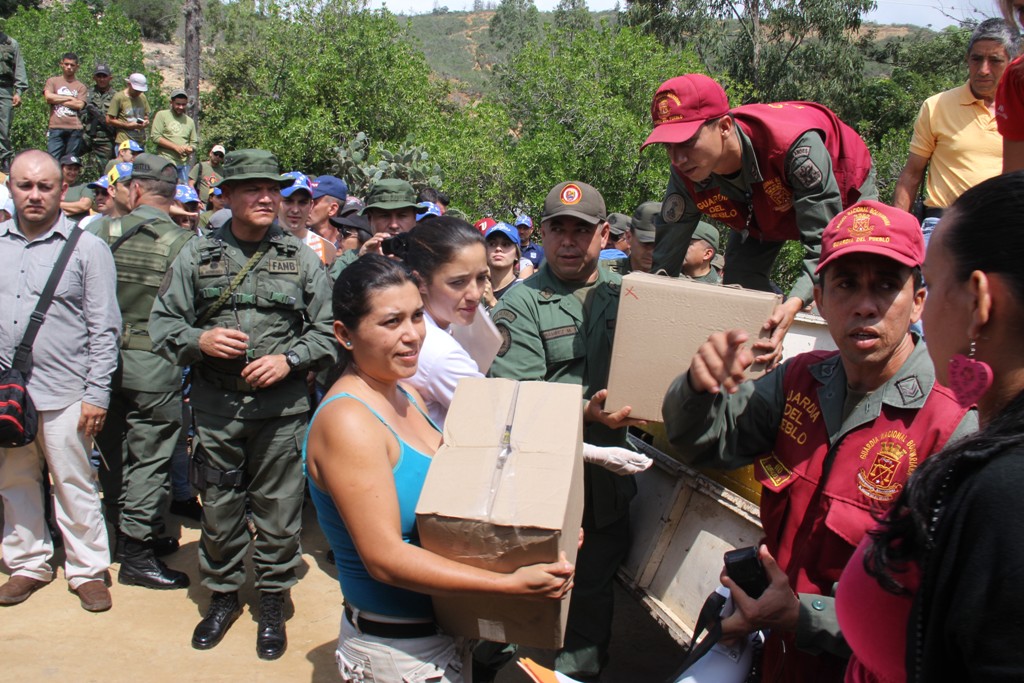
[677, 102, 874, 242]
[753, 350, 968, 683]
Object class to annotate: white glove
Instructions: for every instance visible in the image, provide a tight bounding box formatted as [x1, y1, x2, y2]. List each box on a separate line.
[581, 443, 653, 475]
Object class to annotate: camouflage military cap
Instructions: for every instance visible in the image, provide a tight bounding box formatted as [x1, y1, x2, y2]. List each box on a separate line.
[130, 153, 177, 183]
[215, 149, 289, 187]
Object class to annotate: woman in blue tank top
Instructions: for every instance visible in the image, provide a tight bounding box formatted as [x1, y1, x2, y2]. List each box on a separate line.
[304, 254, 575, 683]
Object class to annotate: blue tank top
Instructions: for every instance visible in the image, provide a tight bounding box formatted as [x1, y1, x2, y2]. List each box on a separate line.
[303, 387, 438, 619]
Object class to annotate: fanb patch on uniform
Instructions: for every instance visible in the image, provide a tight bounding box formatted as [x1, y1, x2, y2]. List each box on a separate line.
[758, 453, 792, 488]
[198, 261, 228, 277]
[541, 325, 576, 341]
[792, 146, 812, 158]
[497, 325, 512, 357]
[491, 309, 517, 326]
[662, 193, 685, 224]
[158, 267, 174, 298]
[791, 158, 824, 189]
[268, 259, 299, 274]
[857, 430, 918, 502]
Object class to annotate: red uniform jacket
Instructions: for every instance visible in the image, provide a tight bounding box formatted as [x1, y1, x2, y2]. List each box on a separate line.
[678, 102, 874, 241]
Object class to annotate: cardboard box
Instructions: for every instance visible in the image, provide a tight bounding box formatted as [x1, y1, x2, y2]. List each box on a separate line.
[415, 377, 584, 649]
[606, 273, 781, 422]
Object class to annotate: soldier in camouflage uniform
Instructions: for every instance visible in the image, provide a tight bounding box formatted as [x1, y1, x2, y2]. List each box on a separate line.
[150, 149, 337, 660]
[0, 31, 27, 172]
[83, 63, 118, 179]
[89, 154, 195, 590]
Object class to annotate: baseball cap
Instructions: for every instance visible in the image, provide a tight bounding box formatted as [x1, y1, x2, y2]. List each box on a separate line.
[126, 73, 148, 92]
[485, 222, 521, 250]
[513, 214, 533, 229]
[340, 196, 365, 217]
[109, 162, 132, 185]
[690, 221, 720, 253]
[281, 171, 313, 198]
[211, 144, 226, 155]
[311, 175, 348, 202]
[606, 212, 632, 237]
[329, 212, 372, 242]
[542, 181, 606, 225]
[816, 201, 925, 274]
[94, 63, 111, 76]
[119, 139, 144, 153]
[175, 184, 200, 204]
[211, 187, 222, 196]
[641, 74, 730, 150]
[169, 88, 188, 100]
[631, 202, 663, 244]
[362, 179, 417, 213]
[87, 175, 111, 191]
[131, 153, 177, 183]
[59, 154, 82, 167]
[215, 149, 289, 187]
[416, 201, 442, 221]
[474, 216, 498, 234]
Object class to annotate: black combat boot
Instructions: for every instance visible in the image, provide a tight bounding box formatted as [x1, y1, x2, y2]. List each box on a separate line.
[256, 590, 287, 660]
[118, 537, 190, 589]
[192, 591, 242, 650]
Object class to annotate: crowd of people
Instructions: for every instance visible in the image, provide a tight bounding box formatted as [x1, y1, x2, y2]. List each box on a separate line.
[0, 7, 1023, 683]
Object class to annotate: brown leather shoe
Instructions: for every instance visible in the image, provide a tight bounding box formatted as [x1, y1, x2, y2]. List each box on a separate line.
[0, 575, 50, 605]
[73, 580, 112, 612]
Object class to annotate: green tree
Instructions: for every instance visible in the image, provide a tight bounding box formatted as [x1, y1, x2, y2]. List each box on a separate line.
[200, 0, 439, 173]
[0, 0, 37, 20]
[1, 1, 159, 154]
[488, 0, 541, 53]
[623, 0, 876, 118]
[553, 0, 593, 41]
[110, 0, 182, 42]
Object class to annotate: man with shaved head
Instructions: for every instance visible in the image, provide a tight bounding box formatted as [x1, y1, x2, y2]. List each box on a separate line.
[0, 150, 121, 612]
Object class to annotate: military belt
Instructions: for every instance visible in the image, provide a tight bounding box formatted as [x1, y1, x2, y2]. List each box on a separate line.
[199, 370, 259, 394]
[121, 325, 153, 352]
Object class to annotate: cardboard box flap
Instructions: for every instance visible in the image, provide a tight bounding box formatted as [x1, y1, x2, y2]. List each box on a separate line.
[420, 378, 583, 529]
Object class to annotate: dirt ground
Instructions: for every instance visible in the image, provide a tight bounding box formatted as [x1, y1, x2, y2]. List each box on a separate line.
[0, 503, 682, 682]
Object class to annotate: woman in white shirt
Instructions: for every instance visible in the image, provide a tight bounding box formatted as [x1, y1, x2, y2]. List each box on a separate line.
[401, 216, 491, 428]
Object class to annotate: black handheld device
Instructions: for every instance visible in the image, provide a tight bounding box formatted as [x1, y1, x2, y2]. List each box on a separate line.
[723, 546, 769, 599]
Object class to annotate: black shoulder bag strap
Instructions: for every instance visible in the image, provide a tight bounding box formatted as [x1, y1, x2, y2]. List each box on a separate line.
[12, 227, 84, 373]
[663, 590, 728, 682]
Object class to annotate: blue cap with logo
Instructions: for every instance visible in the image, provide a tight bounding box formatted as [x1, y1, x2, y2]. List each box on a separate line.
[312, 175, 348, 202]
[175, 184, 200, 204]
[281, 171, 313, 198]
[513, 214, 533, 229]
[484, 222, 521, 250]
[109, 162, 133, 184]
[416, 201, 443, 222]
[88, 175, 111, 191]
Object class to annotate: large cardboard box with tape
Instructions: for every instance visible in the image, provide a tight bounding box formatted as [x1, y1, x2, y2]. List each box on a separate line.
[415, 377, 585, 648]
[606, 273, 782, 422]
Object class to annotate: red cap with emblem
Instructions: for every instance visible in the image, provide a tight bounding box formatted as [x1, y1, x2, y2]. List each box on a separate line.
[641, 74, 731, 150]
[816, 200, 925, 273]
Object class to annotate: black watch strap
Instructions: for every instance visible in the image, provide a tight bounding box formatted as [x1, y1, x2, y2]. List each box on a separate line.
[285, 350, 301, 369]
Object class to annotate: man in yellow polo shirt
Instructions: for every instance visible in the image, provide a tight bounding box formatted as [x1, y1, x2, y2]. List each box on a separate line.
[892, 18, 1015, 243]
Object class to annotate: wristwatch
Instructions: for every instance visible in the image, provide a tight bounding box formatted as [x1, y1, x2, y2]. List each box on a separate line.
[284, 350, 301, 370]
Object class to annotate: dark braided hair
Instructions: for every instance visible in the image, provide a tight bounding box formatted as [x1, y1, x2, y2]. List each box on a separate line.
[864, 171, 1024, 593]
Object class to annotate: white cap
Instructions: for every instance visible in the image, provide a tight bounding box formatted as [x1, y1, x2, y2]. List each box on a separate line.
[211, 144, 226, 155]
[126, 73, 148, 92]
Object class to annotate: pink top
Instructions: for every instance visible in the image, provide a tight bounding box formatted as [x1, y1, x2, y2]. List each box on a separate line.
[836, 536, 919, 683]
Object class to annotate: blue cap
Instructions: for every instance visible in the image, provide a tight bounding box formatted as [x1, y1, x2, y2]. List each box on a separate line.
[175, 184, 200, 204]
[485, 222, 521, 249]
[513, 214, 533, 229]
[415, 201, 443, 221]
[119, 139, 144, 153]
[212, 187, 222, 196]
[281, 171, 313, 198]
[87, 175, 111, 191]
[311, 175, 348, 202]
[110, 162, 133, 184]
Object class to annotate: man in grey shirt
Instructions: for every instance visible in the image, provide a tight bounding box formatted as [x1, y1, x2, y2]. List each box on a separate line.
[0, 150, 121, 612]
